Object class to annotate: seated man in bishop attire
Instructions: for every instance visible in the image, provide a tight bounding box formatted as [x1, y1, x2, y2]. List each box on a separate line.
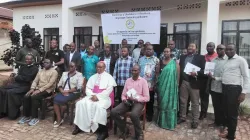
[72, 61, 117, 140]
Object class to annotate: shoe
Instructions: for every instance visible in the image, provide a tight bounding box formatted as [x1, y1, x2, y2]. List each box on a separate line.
[18, 117, 31, 124]
[208, 123, 219, 127]
[146, 117, 153, 122]
[177, 119, 186, 124]
[28, 118, 40, 126]
[97, 124, 109, 140]
[53, 119, 64, 128]
[219, 126, 226, 133]
[219, 133, 236, 140]
[72, 126, 82, 135]
[191, 122, 198, 129]
[119, 127, 130, 139]
[132, 134, 144, 140]
[0, 113, 7, 119]
[218, 130, 228, 138]
[97, 131, 109, 140]
[199, 113, 206, 120]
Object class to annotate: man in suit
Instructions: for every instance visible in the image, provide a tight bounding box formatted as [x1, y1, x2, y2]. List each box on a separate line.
[64, 42, 81, 71]
[99, 43, 117, 75]
[177, 43, 205, 129]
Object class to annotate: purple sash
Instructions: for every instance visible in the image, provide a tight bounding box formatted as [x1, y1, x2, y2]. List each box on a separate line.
[93, 85, 114, 107]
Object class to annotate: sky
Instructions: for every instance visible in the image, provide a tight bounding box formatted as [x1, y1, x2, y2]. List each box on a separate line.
[0, 0, 13, 4]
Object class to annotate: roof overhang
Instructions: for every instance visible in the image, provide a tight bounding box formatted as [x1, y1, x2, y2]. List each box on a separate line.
[0, 0, 62, 9]
[0, 7, 13, 19]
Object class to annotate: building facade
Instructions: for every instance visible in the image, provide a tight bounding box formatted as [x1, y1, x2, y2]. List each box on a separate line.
[1, 0, 250, 63]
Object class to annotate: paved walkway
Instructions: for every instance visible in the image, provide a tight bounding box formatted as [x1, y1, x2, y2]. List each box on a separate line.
[0, 112, 250, 140]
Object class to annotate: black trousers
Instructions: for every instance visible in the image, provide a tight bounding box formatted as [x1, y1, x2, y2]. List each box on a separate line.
[210, 91, 224, 126]
[111, 102, 144, 136]
[146, 91, 155, 120]
[222, 84, 242, 140]
[0, 83, 29, 119]
[116, 86, 124, 103]
[23, 91, 51, 118]
[200, 79, 209, 115]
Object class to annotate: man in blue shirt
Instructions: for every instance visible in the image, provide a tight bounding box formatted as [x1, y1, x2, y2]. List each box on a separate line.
[80, 43, 87, 58]
[138, 45, 159, 122]
[82, 46, 99, 80]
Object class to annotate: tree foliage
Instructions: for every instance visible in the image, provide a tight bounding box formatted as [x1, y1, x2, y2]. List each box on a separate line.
[0, 24, 45, 67]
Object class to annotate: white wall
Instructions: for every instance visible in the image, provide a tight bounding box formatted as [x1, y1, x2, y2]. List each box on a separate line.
[73, 0, 208, 53]
[12, 0, 250, 53]
[13, 4, 62, 46]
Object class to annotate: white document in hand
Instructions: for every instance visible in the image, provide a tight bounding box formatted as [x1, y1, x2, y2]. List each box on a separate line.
[126, 88, 140, 99]
[204, 62, 215, 75]
[184, 62, 201, 74]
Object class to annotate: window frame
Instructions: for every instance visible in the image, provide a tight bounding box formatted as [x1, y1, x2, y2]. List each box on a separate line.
[174, 22, 202, 33]
[173, 22, 202, 54]
[43, 28, 60, 51]
[73, 27, 92, 51]
[221, 19, 250, 54]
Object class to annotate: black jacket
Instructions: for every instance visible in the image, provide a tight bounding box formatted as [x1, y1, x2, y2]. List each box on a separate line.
[15, 64, 39, 85]
[179, 54, 206, 89]
[64, 51, 81, 71]
[99, 53, 117, 75]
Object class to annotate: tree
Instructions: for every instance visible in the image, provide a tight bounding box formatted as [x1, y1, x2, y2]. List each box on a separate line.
[0, 24, 45, 67]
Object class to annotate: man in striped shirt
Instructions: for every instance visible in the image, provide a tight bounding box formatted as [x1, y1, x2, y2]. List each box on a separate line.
[113, 46, 134, 103]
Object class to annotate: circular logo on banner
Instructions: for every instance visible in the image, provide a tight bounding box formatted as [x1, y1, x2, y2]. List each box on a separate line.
[126, 19, 135, 29]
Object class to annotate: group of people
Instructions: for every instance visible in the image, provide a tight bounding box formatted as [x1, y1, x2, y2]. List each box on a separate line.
[0, 37, 248, 140]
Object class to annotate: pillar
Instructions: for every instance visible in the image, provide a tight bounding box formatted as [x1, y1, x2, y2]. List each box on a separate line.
[206, 0, 220, 45]
[61, 1, 74, 49]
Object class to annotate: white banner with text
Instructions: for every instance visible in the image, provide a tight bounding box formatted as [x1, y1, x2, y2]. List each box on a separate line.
[101, 11, 161, 44]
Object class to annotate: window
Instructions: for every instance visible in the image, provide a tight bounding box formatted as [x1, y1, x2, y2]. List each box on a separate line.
[222, 20, 250, 65]
[99, 26, 104, 49]
[73, 27, 92, 51]
[173, 22, 202, 53]
[153, 24, 168, 56]
[43, 28, 59, 51]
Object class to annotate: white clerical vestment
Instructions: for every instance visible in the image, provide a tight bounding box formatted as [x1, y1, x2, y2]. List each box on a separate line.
[74, 72, 117, 132]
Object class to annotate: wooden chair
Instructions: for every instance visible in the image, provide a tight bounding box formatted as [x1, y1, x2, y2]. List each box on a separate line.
[53, 77, 86, 125]
[40, 94, 55, 120]
[106, 102, 114, 130]
[114, 103, 147, 140]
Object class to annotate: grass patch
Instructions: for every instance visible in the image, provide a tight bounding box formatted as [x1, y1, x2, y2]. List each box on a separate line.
[239, 103, 250, 116]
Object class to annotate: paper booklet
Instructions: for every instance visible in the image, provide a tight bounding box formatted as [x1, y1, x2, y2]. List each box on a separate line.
[204, 62, 215, 75]
[184, 62, 201, 74]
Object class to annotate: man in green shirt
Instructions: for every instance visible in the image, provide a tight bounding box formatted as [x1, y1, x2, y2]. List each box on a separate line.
[15, 38, 41, 67]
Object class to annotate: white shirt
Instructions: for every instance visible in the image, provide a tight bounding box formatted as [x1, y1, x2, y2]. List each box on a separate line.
[69, 51, 75, 63]
[104, 56, 111, 74]
[211, 55, 227, 93]
[132, 48, 141, 63]
[221, 54, 250, 94]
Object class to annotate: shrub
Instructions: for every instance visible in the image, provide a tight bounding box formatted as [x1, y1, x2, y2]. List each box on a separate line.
[0, 24, 45, 67]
